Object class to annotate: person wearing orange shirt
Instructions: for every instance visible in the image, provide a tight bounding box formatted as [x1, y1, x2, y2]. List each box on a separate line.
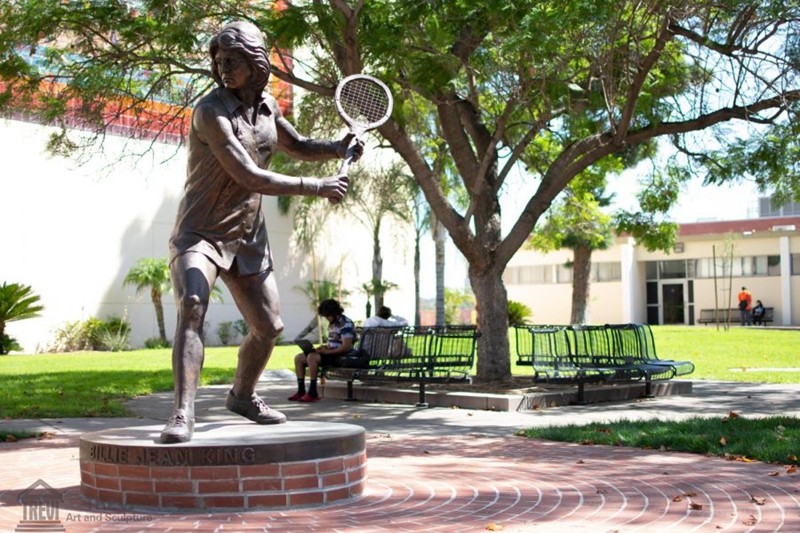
[737, 286, 752, 326]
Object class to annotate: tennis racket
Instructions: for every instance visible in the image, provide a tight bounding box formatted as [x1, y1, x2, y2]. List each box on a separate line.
[330, 74, 393, 203]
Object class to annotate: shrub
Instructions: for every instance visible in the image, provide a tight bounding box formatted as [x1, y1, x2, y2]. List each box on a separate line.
[0, 333, 21, 354]
[96, 329, 129, 352]
[144, 337, 171, 349]
[49, 320, 91, 352]
[508, 300, 532, 326]
[95, 316, 131, 351]
[234, 319, 249, 338]
[217, 321, 234, 345]
[0, 282, 44, 355]
[49, 316, 132, 352]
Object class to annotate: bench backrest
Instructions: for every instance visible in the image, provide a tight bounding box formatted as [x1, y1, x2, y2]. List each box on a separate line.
[604, 323, 658, 362]
[428, 325, 478, 369]
[358, 325, 477, 376]
[567, 324, 615, 365]
[515, 325, 575, 369]
[358, 326, 409, 359]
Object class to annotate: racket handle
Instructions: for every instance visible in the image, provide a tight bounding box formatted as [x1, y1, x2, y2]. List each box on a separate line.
[329, 143, 357, 204]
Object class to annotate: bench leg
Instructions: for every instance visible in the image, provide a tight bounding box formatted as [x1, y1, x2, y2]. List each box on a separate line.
[416, 382, 429, 408]
[643, 377, 654, 398]
[345, 380, 356, 401]
[575, 382, 587, 405]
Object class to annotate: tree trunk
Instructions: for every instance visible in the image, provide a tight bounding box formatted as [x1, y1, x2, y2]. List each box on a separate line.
[471, 267, 511, 383]
[434, 220, 445, 326]
[152, 289, 167, 343]
[372, 220, 384, 312]
[414, 229, 421, 326]
[570, 243, 592, 324]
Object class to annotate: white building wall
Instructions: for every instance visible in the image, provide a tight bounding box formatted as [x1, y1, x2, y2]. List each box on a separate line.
[1, 119, 417, 352]
[504, 225, 800, 326]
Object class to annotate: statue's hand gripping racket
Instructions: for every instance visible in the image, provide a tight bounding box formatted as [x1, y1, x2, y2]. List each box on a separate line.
[330, 74, 393, 203]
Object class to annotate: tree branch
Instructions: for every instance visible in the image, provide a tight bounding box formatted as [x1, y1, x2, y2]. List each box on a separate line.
[614, 12, 674, 143]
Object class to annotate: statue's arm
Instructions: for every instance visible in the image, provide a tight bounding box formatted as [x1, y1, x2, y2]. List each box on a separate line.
[276, 116, 344, 162]
[194, 102, 311, 196]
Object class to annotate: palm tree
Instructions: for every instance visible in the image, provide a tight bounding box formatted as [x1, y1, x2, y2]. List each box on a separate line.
[124, 257, 226, 347]
[0, 282, 44, 354]
[124, 258, 172, 345]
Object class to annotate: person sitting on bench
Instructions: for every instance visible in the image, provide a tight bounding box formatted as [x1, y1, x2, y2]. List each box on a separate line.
[751, 299, 767, 326]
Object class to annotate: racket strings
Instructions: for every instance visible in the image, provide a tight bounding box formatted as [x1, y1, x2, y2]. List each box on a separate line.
[339, 79, 389, 126]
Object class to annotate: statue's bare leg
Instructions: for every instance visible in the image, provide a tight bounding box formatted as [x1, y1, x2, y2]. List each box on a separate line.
[160, 252, 217, 444]
[222, 268, 286, 424]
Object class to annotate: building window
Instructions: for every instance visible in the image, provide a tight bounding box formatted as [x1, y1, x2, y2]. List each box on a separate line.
[505, 265, 554, 285]
[792, 254, 800, 275]
[555, 264, 572, 284]
[646, 261, 658, 280]
[759, 197, 800, 217]
[767, 255, 781, 276]
[592, 262, 621, 282]
[519, 266, 542, 284]
[659, 260, 687, 279]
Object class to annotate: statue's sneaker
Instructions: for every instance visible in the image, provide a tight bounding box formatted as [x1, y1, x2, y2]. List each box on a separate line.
[226, 390, 287, 424]
[160, 409, 195, 444]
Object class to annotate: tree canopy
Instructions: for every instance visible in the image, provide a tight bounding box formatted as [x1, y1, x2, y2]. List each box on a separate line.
[2, 0, 799, 381]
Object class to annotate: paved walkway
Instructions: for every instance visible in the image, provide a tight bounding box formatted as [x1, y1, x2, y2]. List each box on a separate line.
[1, 373, 799, 532]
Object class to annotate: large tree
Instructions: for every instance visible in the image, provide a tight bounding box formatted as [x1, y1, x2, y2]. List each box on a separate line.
[2, 1, 799, 382]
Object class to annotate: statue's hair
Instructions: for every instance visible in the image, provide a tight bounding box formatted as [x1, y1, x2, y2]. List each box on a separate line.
[209, 21, 270, 92]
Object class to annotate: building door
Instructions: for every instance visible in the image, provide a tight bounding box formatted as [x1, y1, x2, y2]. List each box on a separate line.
[661, 282, 686, 324]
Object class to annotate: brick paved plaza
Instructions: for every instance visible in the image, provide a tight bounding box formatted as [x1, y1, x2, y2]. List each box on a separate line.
[1, 378, 799, 532]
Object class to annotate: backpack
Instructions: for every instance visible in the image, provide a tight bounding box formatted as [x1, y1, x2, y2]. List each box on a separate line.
[738, 299, 749, 310]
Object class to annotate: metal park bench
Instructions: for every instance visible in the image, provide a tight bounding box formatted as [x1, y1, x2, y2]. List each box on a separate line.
[605, 323, 695, 378]
[567, 324, 675, 398]
[515, 323, 688, 402]
[514, 325, 607, 403]
[322, 325, 479, 407]
[697, 307, 774, 325]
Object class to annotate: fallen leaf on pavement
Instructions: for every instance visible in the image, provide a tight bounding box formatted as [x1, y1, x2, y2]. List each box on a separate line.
[485, 523, 504, 531]
[689, 502, 703, 510]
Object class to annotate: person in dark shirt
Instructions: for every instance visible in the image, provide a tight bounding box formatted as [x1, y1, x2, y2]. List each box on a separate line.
[289, 299, 358, 402]
[751, 299, 767, 326]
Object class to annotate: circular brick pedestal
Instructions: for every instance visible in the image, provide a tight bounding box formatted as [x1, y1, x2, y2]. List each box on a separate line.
[79, 421, 366, 511]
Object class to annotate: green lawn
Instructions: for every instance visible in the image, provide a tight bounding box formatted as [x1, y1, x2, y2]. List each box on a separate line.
[0, 344, 296, 419]
[519, 415, 800, 466]
[653, 326, 800, 382]
[0, 326, 797, 419]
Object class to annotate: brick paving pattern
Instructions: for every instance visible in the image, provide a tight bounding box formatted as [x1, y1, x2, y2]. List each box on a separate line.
[2, 432, 798, 532]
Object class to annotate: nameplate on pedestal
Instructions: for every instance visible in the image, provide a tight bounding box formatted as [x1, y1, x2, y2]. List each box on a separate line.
[86, 444, 258, 467]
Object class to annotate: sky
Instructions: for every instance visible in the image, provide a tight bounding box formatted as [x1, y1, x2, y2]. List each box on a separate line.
[669, 179, 759, 222]
[499, 150, 763, 233]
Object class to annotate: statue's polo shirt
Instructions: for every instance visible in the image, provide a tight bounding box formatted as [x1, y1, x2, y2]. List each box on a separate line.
[170, 87, 279, 275]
